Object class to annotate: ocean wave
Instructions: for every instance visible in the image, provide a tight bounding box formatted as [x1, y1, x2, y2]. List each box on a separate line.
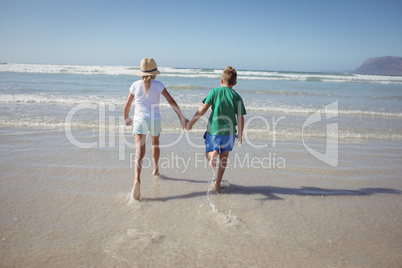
[1, 118, 401, 141]
[1, 63, 402, 84]
[0, 63, 136, 76]
[2, 93, 401, 118]
[248, 89, 402, 101]
[166, 84, 210, 90]
[0, 93, 126, 106]
[246, 105, 402, 118]
[252, 89, 329, 97]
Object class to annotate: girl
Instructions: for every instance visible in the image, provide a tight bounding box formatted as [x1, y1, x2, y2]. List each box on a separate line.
[124, 58, 187, 200]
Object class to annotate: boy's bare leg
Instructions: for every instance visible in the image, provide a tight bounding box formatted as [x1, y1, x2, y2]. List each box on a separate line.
[133, 134, 146, 200]
[215, 151, 229, 192]
[150, 134, 160, 176]
[206, 150, 218, 170]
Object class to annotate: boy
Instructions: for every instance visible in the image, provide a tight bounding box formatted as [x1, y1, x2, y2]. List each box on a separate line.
[187, 66, 246, 192]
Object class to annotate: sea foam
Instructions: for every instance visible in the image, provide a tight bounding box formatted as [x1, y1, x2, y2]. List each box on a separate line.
[2, 63, 402, 84]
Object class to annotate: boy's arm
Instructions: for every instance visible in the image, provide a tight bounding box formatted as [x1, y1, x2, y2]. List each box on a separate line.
[162, 88, 187, 129]
[237, 114, 244, 144]
[124, 93, 134, 126]
[187, 103, 210, 130]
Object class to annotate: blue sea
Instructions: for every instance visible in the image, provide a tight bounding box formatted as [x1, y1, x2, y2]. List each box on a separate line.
[1, 63, 402, 141]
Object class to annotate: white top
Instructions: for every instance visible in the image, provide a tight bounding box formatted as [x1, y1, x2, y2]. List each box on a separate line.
[129, 79, 165, 120]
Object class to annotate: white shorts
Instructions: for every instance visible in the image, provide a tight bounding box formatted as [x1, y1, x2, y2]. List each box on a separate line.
[132, 118, 162, 136]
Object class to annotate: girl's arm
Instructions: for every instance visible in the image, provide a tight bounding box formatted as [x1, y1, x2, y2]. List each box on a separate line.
[161, 88, 187, 129]
[124, 93, 134, 126]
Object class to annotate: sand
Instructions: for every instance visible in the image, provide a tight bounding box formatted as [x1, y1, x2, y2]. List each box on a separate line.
[1, 127, 402, 267]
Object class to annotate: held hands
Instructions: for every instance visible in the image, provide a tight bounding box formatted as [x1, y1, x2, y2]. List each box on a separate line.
[185, 119, 193, 131]
[180, 118, 193, 131]
[181, 118, 189, 130]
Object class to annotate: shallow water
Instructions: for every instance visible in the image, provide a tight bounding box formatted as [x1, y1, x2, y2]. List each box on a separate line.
[1, 128, 401, 267]
[1, 67, 402, 142]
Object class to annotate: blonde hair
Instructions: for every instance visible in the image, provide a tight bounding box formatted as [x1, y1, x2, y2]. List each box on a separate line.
[221, 66, 237, 86]
[142, 75, 155, 95]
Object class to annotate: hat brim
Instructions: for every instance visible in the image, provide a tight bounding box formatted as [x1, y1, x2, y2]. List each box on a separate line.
[137, 70, 160, 76]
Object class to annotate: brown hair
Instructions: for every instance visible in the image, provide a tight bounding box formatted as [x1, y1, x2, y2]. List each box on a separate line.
[221, 66, 237, 86]
[142, 75, 155, 95]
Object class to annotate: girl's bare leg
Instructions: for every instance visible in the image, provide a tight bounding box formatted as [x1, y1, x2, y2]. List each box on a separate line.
[150, 134, 160, 176]
[133, 134, 146, 200]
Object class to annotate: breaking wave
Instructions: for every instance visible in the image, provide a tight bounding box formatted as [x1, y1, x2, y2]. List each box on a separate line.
[2, 63, 402, 84]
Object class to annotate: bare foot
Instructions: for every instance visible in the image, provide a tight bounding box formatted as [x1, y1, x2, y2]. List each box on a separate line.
[132, 182, 141, 200]
[153, 168, 160, 177]
[214, 181, 222, 193]
[209, 151, 218, 170]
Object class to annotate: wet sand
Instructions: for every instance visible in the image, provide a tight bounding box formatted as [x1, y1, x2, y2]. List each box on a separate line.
[1, 128, 402, 267]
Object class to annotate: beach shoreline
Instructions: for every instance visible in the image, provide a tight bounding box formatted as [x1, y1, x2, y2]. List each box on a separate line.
[1, 127, 401, 267]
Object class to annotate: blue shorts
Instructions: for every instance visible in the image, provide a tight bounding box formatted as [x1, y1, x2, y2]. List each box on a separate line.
[133, 118, 162, 136]
[204, 132, 236, 154]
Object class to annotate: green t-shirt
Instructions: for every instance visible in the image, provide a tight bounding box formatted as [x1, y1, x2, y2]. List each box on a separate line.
[203, 86, 247, 135]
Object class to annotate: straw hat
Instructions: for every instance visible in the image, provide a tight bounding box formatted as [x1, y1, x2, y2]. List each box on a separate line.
[137, 58, 161, 76]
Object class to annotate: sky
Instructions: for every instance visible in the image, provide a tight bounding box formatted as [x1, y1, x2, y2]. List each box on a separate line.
[0, 0, 401, 72]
